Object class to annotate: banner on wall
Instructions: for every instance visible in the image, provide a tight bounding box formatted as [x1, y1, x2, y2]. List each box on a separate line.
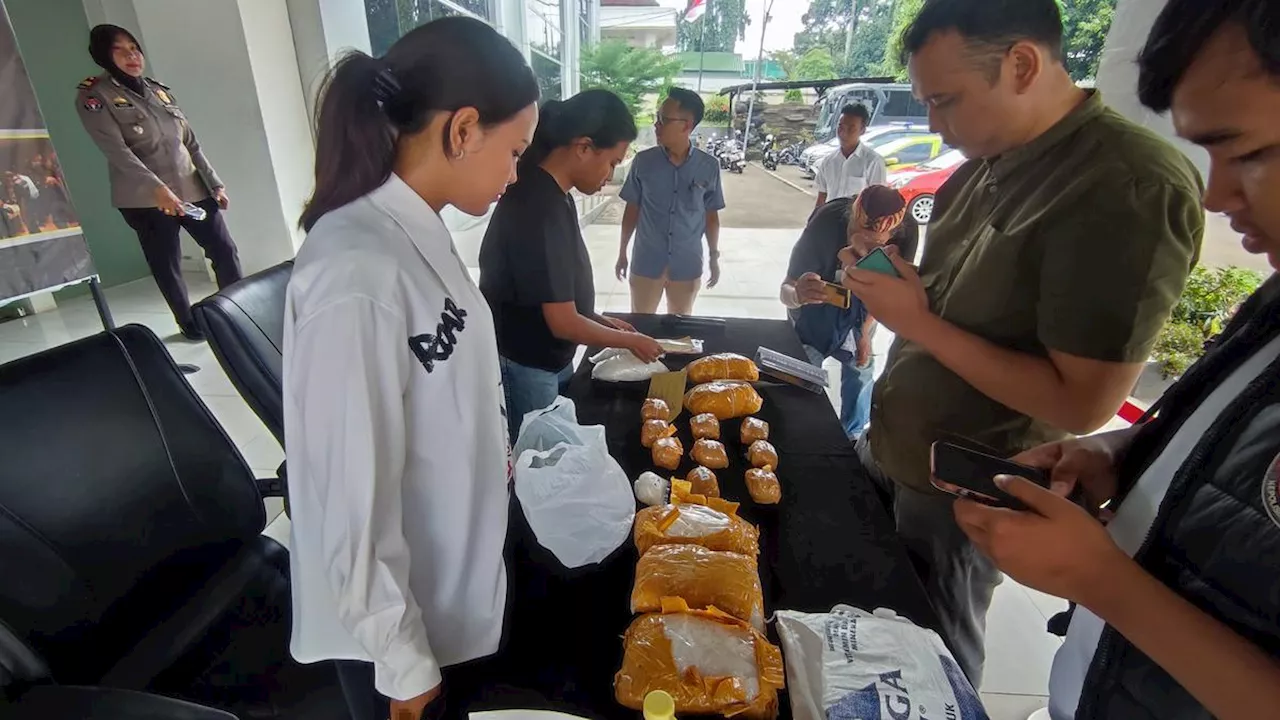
[0, 0, 95, 304]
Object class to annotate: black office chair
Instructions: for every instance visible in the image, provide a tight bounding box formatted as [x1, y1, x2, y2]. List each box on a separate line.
[193, 261, 293, 445]
[0, 325, 341, 719]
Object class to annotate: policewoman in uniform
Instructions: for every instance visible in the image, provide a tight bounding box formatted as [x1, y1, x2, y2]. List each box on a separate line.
[76, 24, 241, 341]
[283, 17, 539, 720]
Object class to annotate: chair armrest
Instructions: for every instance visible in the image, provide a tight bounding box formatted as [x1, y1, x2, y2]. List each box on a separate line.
[10, 685, 237, 719]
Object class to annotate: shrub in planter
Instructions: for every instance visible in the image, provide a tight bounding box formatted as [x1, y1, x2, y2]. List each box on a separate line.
[1153, 265, 1264, 379]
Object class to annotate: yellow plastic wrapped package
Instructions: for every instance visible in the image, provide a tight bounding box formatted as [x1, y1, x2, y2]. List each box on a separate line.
[740, 417, 769, 444]
[690, 413, 721, 440]
[685, 382, 763, 421]
[687, 466, 720, 498]
[642, 419, 676, 449]
[692, 439, 730, 469]
[615, 608, 785, 720]
[686, 353, 761, 384]
[631, 544, 764, 629]
[634, 504, 760, 557]
[652, 437, 684, 471]
[745, 467, 781, 505]
[747, 440, 778, 470]
[643, 398, 672, 422]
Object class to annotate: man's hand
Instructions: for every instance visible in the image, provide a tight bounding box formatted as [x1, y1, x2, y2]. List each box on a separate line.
[213, 187, 230, 210]
[708, 255, 721, 289]
[601, 316, 637, 333]
[153, 185, 184, 216]
[390, 685, 442, 720]
[626, 334, 666, 364]
[855, 334, 873, 368]
[794, 272, 827, 305]
[615, 253, 629, 281]
[954, 475, 1129, 605]
[840, 247, 931, 342]
[1011, 434, 1127, 516]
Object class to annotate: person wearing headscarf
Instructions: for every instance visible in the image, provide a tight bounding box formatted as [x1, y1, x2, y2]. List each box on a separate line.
[780, 186, 919, 439]
[76, 24, 241, 341]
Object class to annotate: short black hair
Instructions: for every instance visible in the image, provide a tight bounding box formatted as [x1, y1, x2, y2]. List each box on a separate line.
[1137, 0, 1280, 113]
[666, 87, 705, 127]
[840, 103, 871, 126]
[900, 0, 1064, 79]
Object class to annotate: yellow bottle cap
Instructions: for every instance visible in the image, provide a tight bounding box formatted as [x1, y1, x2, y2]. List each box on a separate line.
[643, 690, 676, 720]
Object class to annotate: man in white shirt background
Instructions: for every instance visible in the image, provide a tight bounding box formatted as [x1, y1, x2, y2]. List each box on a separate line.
[813, 104, 888, 212]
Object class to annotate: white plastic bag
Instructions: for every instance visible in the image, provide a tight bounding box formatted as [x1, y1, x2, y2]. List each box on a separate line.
[590, 348, 668, 383]
[775, 605, 989, 720]
[513, 398, 635, 568]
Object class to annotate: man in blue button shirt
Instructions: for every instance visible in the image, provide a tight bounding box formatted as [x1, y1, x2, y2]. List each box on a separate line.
[616, 88, 726, 315]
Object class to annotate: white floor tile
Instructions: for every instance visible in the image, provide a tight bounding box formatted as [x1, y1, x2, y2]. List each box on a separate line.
[981, 577, 1063, 696]
[981, 692, 1048, 720]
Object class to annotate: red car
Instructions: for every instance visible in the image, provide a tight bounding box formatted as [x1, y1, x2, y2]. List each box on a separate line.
[887, 149, 967, 224]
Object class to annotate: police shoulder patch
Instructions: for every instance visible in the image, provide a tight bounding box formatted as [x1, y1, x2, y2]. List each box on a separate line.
[146, 77, 170, 90]
[83, 96, 103, 113]
[1262, 452, 1280, 530]
[77, 76, 98, 90]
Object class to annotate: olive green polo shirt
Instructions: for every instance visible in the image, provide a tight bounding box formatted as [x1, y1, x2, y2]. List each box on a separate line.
[868, 91, 1204, 494]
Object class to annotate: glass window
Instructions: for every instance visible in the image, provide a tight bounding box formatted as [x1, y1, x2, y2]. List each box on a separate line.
[532, 51, 563, 101]
[880, 89, 928, 120]
[580, 0, 591, 49]
[365, 0, 493, 57]
[894, 141, 935, 164]
[527, 0, 563, 60]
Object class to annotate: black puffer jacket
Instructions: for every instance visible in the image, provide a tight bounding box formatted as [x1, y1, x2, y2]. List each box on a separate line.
[1076, 276, 1280, 719]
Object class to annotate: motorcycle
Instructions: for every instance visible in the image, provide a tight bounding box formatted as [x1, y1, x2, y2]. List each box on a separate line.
[718, 139, 747, 174]
[778, 142, 804, 166]
[761, 134, 779, 171]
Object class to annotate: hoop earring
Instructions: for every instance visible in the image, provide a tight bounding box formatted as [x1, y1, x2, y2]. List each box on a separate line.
[454, 149, 465, 160]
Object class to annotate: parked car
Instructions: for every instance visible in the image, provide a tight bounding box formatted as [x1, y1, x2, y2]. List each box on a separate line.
[812, 83, 929, 143]
[800, 124, 932, 177]
[875, 134, 949, 173]
[888, 148, 968, 224]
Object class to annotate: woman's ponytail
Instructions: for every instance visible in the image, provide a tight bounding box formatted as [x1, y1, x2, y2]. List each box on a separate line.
[517, 89, 636, 172]
[299, 52, 397, 232]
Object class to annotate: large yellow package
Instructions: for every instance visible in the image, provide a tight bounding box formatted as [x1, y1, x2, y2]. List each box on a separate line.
[631, 544, 764, 630]
[633, 504, 759, 558]
[615, 607, 785, 720]
[687, 353, 761, 384]
[685, 381, 764, 420]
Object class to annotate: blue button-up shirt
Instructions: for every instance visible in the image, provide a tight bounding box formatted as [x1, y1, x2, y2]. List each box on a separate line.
[620, 146, 725, 282]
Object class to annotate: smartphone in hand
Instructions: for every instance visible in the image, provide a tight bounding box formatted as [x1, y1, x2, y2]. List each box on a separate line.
[854, 246, 901, 279]
[821, 281, 851, 309]
[930, 441, 1048, 511]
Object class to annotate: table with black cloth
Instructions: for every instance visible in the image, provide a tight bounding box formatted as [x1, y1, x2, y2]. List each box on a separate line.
[486, 315, 941, 720]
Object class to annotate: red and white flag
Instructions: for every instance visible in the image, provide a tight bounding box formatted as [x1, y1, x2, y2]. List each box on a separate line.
[685, 0, 707, 22]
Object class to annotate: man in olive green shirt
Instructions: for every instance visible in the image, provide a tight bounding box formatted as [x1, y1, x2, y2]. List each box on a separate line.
[841, 0, 1202, 687]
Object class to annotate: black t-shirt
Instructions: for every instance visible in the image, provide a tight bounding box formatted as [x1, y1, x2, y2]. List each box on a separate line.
[787, 197, 920, 282]
[479, 166, 596, 372]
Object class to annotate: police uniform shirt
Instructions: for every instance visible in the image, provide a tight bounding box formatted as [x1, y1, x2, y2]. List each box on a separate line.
[75, 72, 222, 208]
[283, 175, 511, 701]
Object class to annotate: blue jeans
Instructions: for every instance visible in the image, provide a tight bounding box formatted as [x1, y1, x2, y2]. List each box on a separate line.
[500, 357, 574, 441]
[804, 345, 875, 440]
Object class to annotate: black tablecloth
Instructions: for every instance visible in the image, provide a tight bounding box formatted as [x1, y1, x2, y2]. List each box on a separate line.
[490, 316, 939, 719]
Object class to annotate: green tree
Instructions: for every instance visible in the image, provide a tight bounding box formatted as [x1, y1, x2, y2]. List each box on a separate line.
[677, 0, 749, 53]
[581, 40, 684, 116]
[1060, 0, 1117, 81]
[794, 0, 862, 77]
[795, 47, 839, 81]
[769, 49, 801, 80]
[879, 0, 925, 80]
[845, 0, 896, 77]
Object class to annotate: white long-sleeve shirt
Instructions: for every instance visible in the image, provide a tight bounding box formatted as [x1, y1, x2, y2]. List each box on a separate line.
[284, 175, 512, 701]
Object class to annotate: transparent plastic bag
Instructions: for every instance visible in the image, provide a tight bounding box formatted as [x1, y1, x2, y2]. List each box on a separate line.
[615, 609, 785, 720]
[633, 504, 759, 557]
[685, 381, 763, 420]
[514, 398, 635, 568]
[775, 605, 989, 720]
[591, 348, 668, 382]
[631, 544, 765, 629]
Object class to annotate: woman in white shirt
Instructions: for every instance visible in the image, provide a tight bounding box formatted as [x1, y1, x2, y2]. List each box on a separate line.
[283, 16, 539, 720]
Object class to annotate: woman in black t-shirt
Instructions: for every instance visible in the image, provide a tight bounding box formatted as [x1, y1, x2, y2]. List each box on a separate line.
[480, 89, 663, 440]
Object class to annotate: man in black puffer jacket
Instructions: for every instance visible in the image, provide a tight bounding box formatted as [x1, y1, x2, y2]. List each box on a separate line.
[953, 1, 1280, 718]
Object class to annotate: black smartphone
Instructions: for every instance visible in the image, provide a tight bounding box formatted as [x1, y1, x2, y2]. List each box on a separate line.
[929, 441, 1048, 511]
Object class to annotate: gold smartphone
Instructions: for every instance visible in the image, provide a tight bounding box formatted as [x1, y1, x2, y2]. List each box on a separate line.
[821, 281, 851, 309]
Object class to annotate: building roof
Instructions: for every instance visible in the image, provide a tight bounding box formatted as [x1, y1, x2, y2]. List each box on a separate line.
[672, 51, 744, 74]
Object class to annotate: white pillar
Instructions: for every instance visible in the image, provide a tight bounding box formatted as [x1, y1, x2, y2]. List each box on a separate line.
[287, 0, 372, 130]
[1095, 0, 1207, 180]
[83, 0, 316, 270]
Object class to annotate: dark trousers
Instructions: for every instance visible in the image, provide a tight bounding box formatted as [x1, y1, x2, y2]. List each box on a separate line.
[856, 435, 1000, 689]
[119, 197, 242, 327]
